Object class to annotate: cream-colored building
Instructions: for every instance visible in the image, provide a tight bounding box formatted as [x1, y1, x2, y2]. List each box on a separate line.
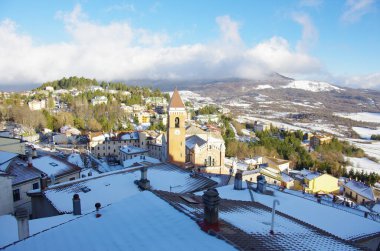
[185, 126, 225, 168]
[28, 99, 46, 111]
[0, 137, 25, 155]
[0, 173, 13, 215]
[343, 180, 376, 204]
[310, 134, 333, 149]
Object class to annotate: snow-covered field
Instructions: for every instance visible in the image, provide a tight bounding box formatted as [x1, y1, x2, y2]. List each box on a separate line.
[335, 112, 380, 124]
[255, 84, 273, 89]
[345, 156, 380, 175]
[352, 126, 380, 139]
[282, 80, 342, 92]
[348, 139, 380, 161]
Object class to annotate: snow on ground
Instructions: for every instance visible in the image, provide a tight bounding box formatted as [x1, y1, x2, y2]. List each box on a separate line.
[167, 90, 214, 104]
[0, 214, 78, 248]
[348, 139, 380, 161]
[289, 102, 317, 108]
[254, 94, 268, 102]
[294, 122, 345, 137]
[345, 156, 380, 175]
[335, 112, 380, 124]
[227, 100, 251, 108]
[282, 80, 342, 92]
[238, 115, 306, 132]
[215, 184, 380, 240]
[352, 126, 380, 139]
[255, 84, 274, 89]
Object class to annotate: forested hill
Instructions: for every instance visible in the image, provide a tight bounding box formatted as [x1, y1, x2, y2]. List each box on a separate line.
[35, 76, 161, 93]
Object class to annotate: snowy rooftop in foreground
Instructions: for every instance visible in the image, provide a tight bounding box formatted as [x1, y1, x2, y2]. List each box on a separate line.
[43, 163, 217, 214]
[32, 155, 80, 177]
[157, 191, 359, 250]
[120, 145, 148, 155]
[0, 151, 18, 171]
[0, 214, 78, 248]
[3, 192, 234, 251]
[214, 184, 380, 241]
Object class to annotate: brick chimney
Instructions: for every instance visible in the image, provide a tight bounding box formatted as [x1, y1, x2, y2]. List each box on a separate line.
[72, 194, 81, 215]
[15, 208, 29, 240]
[27, 150, 33, 168]
[202, 188, 220, 225]
[234, 172, 243, 190]
[40, 175, 48, 190]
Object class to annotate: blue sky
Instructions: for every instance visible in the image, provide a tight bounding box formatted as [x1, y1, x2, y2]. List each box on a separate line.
[0, 0, 379, 89]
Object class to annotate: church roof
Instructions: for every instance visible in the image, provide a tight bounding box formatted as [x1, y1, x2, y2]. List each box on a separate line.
[168, 88, 185, 108]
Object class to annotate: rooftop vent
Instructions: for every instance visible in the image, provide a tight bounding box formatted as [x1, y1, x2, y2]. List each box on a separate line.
[81, 187, 91, 193]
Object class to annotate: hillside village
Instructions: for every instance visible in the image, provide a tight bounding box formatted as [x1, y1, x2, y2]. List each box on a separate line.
[0, 79, 380, 250]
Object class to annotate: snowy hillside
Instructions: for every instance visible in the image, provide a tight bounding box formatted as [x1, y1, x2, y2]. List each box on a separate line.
[282, 80, 342, 92]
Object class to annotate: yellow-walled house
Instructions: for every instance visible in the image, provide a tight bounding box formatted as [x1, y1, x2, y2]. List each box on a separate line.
[304, 173, 340, 194]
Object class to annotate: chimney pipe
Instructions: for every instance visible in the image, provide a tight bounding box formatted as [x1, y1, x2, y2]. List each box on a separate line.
[15, 208, 29, 240]
[27, 151, 32, 167]
[257, 175, 267, 193]
[234, 172, 243, 190]
[202, 188, 220, 225]
[32, 148, 37, 158]
[73, 194, 81, 215]
[138, 167, 150, 190]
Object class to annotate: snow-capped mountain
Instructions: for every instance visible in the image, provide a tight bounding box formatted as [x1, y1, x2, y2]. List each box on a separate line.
[282, 80, 343, 92]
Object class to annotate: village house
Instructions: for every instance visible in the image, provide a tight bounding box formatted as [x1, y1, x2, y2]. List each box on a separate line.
[91, 96, 108, 106]
[253, 121, 270, 132]
[45, 86, 54, 92]
[310, 134, 333, 149]
[91, 132, 140, 158]
[28, 99, 46, 111]
[194, 114, 220, 124]
[343, 180, 377, 205]
[0, 137, 25, 155]
[119, 145, 149, 162]
[292, 169, 340, 194]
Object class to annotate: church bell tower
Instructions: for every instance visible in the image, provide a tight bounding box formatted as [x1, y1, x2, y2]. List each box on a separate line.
[167, 88, 187, 166]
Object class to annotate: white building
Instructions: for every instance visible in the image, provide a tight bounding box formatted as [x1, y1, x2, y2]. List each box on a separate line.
[45, 86, 54, 92]
[28, 100, 46, 111]
[91, 96, 108, 106]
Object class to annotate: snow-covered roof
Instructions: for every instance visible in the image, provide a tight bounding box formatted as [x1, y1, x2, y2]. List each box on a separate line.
[159, 190, 358, 250]
[32, 156, 80, 177]
[0, 151, 18, 171]
[119, 145, 148, 155]
[7, 158, 42, 185]
[3, 192, 233, 251]
[119, 131, 139, 140]
[216, 184, 380, 241]
[42, 163, 216, 214]
[123, 156, 160, 168]
[344, 180, 375, 201]
[0, 214, 78, 248]
[67, 153, 84, 168]
[186, 135, 207, 149]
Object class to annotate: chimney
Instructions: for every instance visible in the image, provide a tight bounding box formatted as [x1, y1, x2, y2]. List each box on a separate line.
[202, 188, 220, 225]
[27, 151, 33, 167]
[72, 194, 81, 215]
[32, 148, 37, 158]
[234, 172, 243, 190]
[138, 167, 150, 190]
[50, 174, 56, 185]
[40, 175, 48, 190]
[15, 208, 29, 240]
[257, 175, 267, 193]
[95, 202, 101, 218]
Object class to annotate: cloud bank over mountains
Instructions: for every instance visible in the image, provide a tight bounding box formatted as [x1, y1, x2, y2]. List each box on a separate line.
[0, 4, 378, 90]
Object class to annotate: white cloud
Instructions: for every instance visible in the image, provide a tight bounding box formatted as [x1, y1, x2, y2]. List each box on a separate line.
[343, 72, 380, 89]
[0, 5, 323, 85]
[341, 0, 376, 23]
[215, 15, 242, 45]
[292, 12, 318, 52]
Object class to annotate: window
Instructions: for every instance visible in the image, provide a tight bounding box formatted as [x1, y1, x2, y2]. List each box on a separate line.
[13, 189, 20, 202]
[69, 177, 75, 181]
[32, 182, 39, 190]
[114, 149, 116, 153]
[175, 117, 180, 128]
